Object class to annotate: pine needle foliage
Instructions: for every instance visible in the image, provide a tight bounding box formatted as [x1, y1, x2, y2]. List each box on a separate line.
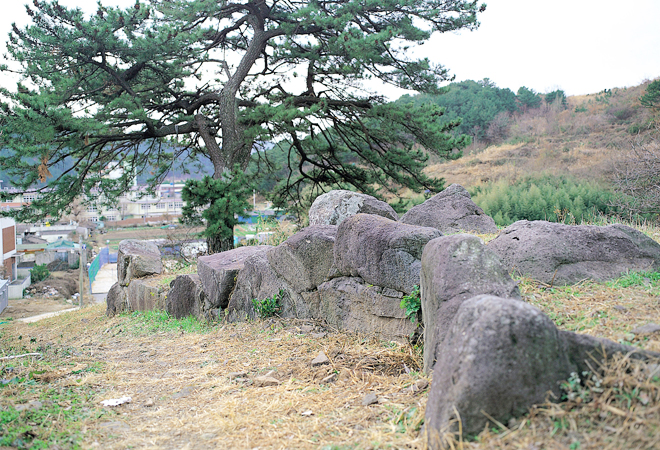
[470, 175, 616, 226]
[180, 166, 253, 253]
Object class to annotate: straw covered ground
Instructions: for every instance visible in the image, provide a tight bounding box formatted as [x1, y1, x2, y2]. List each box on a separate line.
[1, 262, 660, 449]
[1, 306, 427, 449]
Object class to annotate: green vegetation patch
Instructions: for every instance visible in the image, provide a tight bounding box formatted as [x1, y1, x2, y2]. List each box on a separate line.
[400, 285, 421, 323]
[1, 335, 110, 449]
[252, 289, 283, 319]
[607, 270, 660, 289]
[122, 310, 213, 335]
[470, 175, 616, 226]
[29, 264, 50, 283]
[0, 383, 108, 449]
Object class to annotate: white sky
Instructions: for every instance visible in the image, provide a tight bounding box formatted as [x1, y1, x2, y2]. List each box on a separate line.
[1, 0, 659, 98]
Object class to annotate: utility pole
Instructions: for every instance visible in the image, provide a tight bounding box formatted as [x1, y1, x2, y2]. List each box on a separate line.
[78, 237, 85, 308]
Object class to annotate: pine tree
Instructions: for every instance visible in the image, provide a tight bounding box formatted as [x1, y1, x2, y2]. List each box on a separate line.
[181, 167, 253, 253]
[0, 0, 485, 251]
[640, 80, 660, 109]
[516, 86, 542, 111]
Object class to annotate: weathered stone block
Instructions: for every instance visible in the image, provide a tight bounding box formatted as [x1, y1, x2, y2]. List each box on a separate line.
[487, 220, 660, 284]
[425, 295, 659, 445]
[197, 245, 272, 310]
[421, 234, 520, 373]
[318, 277, 416, 341]
[226, 249, 311, 322]
[309, 190, 398, 226]
[117, 240, 162, 286]
[400, 184, 497, 234]
[267, 225, 337, 292]
[334, 214, 442, 295]
[106, 282, 127, 317]
[166, 274, 205, 320]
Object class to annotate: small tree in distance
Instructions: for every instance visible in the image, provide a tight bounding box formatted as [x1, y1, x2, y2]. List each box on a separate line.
[544, 89, 568, 109]
[640, 79, 660, 109]
[180, 166, 253, 253]
[516, 86, 542, 111]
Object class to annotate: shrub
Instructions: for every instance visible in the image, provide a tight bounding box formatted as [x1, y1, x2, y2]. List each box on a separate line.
[470, 175, 616, 227]
[251, 289, 283, 318]
[400, 285, 421, 323]
[611, 126, 660, 218]
[29, 264, 50, 283]
[607, 106, 637, 122]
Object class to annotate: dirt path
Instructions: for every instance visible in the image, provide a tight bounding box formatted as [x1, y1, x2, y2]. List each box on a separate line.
[1, 305, 426, 449]
[0, 297, 75, 321]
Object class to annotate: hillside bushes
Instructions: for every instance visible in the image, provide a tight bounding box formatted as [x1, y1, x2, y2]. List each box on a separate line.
[470, 176, 615, 226]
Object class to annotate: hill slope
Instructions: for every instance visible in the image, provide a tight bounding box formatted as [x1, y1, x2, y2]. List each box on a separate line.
[424, 80, 657, 189]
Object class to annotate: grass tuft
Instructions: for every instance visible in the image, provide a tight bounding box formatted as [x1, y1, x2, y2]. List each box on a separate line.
[121, 310, 214, 335]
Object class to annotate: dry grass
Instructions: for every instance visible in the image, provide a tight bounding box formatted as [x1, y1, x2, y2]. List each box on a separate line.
[1, 306, 428, 449]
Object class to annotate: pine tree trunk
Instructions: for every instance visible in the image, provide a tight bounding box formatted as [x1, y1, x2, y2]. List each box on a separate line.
[207, 234, 234, 254]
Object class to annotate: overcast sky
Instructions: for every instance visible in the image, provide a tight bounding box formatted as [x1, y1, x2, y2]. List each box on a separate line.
[1, 0, 659, 98]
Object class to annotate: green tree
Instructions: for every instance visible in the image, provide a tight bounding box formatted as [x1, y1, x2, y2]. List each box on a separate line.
[181, 166, 253, 253]
[516, 86, 542, 110]
[0, 0, 484, 251]
[640, 80, 660, 109]
[398, 78, 518, 142]
[544, 89, 568, 109]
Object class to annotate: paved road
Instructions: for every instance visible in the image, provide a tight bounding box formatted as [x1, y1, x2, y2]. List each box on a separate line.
[90, 263, 118, 304]
[17, 308, 79, 323]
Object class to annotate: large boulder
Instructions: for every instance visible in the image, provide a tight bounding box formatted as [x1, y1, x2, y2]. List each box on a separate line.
[267, 225, 337, 292]
[421, 235, 520, 373]
[166, 274, 206, 320]
[197, 246, 272, 310]
[400, 184, 497, 234]
[106, 282, 128, 317]
[226, 249, 313, 322]
[334, 214, 442, 295]
[425, 295, 659, 445]
[117, 239, 162, 286]
[127, 278, 167, 312]
[317, 277, 416, 341]
[308, 190, 398, 226]
[487, 220, 660, 285]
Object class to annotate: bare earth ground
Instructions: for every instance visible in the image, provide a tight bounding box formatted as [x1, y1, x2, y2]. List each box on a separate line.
[1, 306, 427, 449]
[0, 271, 84, 320]
[1, 270, 660, 449]
[0, 298, 74, 321]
